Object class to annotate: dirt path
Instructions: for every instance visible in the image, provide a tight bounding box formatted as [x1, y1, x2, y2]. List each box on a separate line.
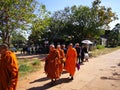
[17, 50, 120, 90]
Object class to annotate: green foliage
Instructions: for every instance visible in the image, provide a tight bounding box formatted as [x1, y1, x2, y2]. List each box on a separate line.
[91, 46, 120, 57]
[11, 31, 27, 48]
[42, 0, 118, 43]
[106, 24, 120, 47]
[0, 0, 37, 45]
[96, 45, 105, 49]
[19, 64, 32, 72]
[28, 4, 51, 45]
[18, 59, 41, 78]
[32, 60, 41, 66]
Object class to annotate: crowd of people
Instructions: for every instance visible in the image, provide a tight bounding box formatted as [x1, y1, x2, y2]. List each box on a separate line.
[21, 44, 49, 55]
[43, 43, 89, 84]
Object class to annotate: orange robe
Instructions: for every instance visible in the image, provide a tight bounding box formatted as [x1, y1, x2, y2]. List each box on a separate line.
[44, 49, 61, 79]
[65, 47, 77, 76]
[0, 51, 18, 90]
[58, 49, 65, 74]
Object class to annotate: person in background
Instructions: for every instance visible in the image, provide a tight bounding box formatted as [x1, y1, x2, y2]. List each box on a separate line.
[75, 43, 81, 64]
[61, 44, 67, 55]
[83, 44, 89, 62]
[81, 44, 89, 64]
[0, 44, 18, 90]
[56, 45, 65, 74]
[43, 44, 61, 84]
[65, 43, 77, 80]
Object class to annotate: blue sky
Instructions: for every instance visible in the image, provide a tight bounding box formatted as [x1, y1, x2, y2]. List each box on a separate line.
[37, 0, 120, 29]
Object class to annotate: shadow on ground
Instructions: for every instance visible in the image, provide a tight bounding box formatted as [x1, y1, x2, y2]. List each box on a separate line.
[27, 78, 72, 90]
[30, 77, 49, 83]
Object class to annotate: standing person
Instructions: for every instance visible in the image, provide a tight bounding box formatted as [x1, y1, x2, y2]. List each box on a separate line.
[0, 44, 18, 90]
[44, 44, 61, 83]
[83, 44, 89, 62]
[65, 43, 77, 80]
[61, 44, 67, 55]
[75, 43, 81, 64]
[81, 44, 89, 64]
[56, 45, 65, 74]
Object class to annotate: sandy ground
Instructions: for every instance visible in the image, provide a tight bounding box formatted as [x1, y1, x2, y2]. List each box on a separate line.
[17, 49, 120, 90]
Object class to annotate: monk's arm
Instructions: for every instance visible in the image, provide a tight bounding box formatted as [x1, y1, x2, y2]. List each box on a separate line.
[6, 55, 18, 88]
[61, 50, 65, 58]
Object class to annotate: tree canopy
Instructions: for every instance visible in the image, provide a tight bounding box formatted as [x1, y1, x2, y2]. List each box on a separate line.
[0, 0, 118, 46]
[0, 0, 37, 46]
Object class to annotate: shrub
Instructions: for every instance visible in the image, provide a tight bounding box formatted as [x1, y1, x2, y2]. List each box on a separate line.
[96, 45, 105, 49]
[32, 60, 40, 66]
[19, 64, 32, 72]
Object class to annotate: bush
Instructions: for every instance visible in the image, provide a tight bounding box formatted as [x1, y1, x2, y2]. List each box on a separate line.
[19, 64, 32, 72]
[32, 60, 40, 66]
[96, 45, 105, 49]
[18, 59, 41, 78]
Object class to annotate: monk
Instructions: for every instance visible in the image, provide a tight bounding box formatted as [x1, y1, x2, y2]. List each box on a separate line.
[65, 43, 77, 80]
[44, 44, 61, 83]
[56, 45, 65, 74]
[0, 44, 18, 90]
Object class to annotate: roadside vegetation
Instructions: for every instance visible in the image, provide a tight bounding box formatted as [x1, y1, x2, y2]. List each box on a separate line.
[90, 46, 120, 57]
[18, 59, 42, 79]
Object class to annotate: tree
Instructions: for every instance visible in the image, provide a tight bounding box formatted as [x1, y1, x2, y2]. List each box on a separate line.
[28, 4, 51, 45]
[48, 0, 118, 44]
[0, 0, 37, 46]
[11, 31, 27, 48]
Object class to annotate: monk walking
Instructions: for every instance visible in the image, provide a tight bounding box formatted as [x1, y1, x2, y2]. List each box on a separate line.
[65, 43, 77, 80]
[56, 45, 65, 75]
[44, 44, 61, 83]
[0, 44, 18, 90]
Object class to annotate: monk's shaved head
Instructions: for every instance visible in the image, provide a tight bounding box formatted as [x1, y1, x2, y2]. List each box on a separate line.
[0, 44, 8, 54]
[50, 44, 55, 48]
[0, 44, 8, 49]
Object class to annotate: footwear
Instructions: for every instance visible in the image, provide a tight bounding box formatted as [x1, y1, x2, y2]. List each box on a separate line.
[69, 76, 74, 80]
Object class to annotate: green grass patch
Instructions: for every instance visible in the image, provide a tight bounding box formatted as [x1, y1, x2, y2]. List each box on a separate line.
[90, 46, 120, 57]
[96, 45, 105, 49]
[18, 59, 42, 79]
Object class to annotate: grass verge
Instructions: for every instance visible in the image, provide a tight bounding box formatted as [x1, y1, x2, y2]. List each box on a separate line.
[90, 46, 120, 57]
[18, 59, 42, 79]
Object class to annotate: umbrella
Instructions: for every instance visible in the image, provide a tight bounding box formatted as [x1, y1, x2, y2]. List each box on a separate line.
[81, 40, 93, 44]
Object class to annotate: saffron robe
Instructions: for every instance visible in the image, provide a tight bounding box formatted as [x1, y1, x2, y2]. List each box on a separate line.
[0, 51, 18, 90]
[44, 49, 61, 79]
[58, 49, 65, 74]
[65, 47, 77, 76]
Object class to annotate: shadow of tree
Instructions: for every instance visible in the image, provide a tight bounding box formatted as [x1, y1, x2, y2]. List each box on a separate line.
[27, 78, 72, 90]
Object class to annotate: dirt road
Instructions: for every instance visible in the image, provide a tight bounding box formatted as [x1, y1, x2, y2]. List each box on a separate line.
[17, 49, 120, 90]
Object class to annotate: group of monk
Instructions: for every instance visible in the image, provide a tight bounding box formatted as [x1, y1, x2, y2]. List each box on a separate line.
[0, 42, 88, 89]
[44, 43, 78, 84]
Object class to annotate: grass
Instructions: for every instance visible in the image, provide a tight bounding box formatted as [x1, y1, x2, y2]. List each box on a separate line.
[18, 59, 42, 79]
[90, 46, 120, 57]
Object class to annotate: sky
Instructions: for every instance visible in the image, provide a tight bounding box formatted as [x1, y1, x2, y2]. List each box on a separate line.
[37, 0, 120, 29]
